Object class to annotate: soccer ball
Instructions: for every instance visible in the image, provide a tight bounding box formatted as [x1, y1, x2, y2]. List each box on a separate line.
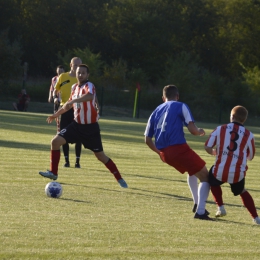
[45, 182, 63, 198]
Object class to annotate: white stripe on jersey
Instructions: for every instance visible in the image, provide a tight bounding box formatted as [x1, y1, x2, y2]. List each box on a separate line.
[70, 81, 98, 124]
[205, 123, 255, 183]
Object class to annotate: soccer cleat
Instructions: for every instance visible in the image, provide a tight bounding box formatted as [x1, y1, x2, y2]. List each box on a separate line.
[64, 162, 70, 167]
[253, 217, 260, 224]
[118, 178, 128, 188]
[75, 163, 81, 168]
[39, 170, 58, 180]
[192, 204, 210, 215]
[215, 206, 227, 217]
[194, 212, 214, 221]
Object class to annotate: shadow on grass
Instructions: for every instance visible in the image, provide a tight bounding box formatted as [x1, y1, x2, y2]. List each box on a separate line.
[58, 197, 92, 204]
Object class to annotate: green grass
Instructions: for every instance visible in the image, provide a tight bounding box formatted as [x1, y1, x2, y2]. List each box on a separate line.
[1, 110, 260, 259]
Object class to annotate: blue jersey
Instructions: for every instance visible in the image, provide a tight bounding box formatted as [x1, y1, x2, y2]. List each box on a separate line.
[144, 101, 195, 149]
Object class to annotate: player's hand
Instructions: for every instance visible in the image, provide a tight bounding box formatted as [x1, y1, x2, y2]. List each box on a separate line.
[54, 98, 59, 104]
[46, 115, 56, 124]
[198, 128, 205, 136]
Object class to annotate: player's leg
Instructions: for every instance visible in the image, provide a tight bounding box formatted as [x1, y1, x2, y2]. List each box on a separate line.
[187, 174, 198, 212]
[13, 102, 18, 111]
[75, 142, 82, 168]
[94, 151, 128, 188]
[193, 166, 211, 219]
[231, 181, 260, 224]
[54, 102, 60, 133]
[39, 135, 66, 180]
[60, 112, 70, 167]
[208, 166, 226, 217]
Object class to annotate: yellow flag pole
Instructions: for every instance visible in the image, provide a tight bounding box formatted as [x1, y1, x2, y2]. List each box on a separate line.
[133, 88, 138, 118]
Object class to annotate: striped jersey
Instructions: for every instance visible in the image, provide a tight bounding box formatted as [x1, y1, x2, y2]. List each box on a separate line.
[144, 101, 195, 149]
[205, 122, 255, 183]
[50, 76, 61, 101]
[69, 81, 98, 124]
[50, 76, 58, 92]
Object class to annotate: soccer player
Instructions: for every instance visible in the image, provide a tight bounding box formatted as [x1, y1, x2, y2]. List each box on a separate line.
[204, 105, 260, 224]
[39, 64, 128, 188]
[53, 57, 82, 168]
[48, 65, 65, 133]
[144, 85, 212, 220]
[12, 89, 30, 111]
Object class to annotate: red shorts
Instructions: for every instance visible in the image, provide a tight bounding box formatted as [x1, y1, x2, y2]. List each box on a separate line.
[160, 143, 206, 176]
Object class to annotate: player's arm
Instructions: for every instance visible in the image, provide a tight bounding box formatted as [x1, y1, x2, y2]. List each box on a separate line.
[48, 89, 53, 103]
[204, 132, 217, 156]
[63, 92, 94, 110]
[204, 146, 217, 156]
[187, 122, 205, 136]
[95, 95, 100, 113]
[46, 105, 72, 124]
[145, 136, 161, 155]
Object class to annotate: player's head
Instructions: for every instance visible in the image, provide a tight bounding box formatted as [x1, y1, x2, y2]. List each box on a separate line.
[230, 106, 248, 124]
[56, 65, 65, 75]
[70, 57, 82, 73]
[162, 85, 179, 102]
[76, 64, 90, 84]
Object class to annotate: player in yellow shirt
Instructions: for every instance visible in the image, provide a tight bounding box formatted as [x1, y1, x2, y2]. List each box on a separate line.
[54, 57, 82, 168]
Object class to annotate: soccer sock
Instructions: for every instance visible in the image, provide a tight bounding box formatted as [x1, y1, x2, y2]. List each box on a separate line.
[240, 190, 258, 219]
[62, 143, 69, 162]
[210, 186, 224, 207]
[75, 142, 82, 159]
[50, 150, 60, 175]
[187, 175, 198, 204]
[76, 157, 80, 164]
[105, 158, 122, 180]
[196, 182, 210, 215]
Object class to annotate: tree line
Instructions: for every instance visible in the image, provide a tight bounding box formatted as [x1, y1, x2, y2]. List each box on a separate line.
[1, 0, 260, 117]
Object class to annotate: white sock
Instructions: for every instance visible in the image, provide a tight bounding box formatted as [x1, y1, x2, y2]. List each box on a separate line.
[187, 175, 198, 204]
[197, 182, 210, 215]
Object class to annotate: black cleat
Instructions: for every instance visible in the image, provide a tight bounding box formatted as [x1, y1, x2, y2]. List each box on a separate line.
[192, 204, 210, 215]
[194, 212, 214, 221]
[64, 162, 70, 167]
[75, 163, 81, 168]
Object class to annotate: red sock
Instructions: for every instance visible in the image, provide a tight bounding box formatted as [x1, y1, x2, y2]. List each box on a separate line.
[240, 191, 258, 218]
[210, 186, 224, 206]
[105, 159, 122, 180]
[50, 150, 60, 175]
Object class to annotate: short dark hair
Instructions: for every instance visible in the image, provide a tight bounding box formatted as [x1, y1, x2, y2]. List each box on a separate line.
[163, 85, 179, 99]
[56, 65, 64, 69]
[231, 106, 248, 123]
[78, 64, 90, 73]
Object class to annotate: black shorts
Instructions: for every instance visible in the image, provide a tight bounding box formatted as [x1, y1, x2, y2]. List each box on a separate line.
[60, 108, 74, 130]
[58, 121, 103, 152]
[208, 166, 245, 196]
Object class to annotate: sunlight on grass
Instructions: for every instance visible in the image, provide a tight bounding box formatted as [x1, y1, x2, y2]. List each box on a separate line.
[1, 110, 260, 259]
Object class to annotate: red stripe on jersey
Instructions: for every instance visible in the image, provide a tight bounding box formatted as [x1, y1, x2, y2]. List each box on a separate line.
[233, 127, 249, 182]
[213, 125, 227, 178]
[221, 125, 234, 182]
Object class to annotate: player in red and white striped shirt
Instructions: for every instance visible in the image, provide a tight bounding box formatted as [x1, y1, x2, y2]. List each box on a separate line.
[48, 65, 65, 133]
[39, 64, 128, 188]
[205, 106, 260, 224]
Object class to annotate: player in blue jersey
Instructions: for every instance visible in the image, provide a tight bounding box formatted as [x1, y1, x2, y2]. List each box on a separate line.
[144, 85, 212, 220]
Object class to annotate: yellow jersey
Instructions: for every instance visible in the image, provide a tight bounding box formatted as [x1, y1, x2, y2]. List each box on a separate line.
[54, 72, 77, 105]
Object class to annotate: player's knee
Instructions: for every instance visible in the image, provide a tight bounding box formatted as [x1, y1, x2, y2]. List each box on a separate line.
[195, 167, 209, 182]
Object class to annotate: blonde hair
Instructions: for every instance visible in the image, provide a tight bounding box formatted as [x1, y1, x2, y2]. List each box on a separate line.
[231, 106, 248, 123]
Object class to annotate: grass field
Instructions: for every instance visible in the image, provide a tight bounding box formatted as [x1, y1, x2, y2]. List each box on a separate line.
[1, 110, 260, 259]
